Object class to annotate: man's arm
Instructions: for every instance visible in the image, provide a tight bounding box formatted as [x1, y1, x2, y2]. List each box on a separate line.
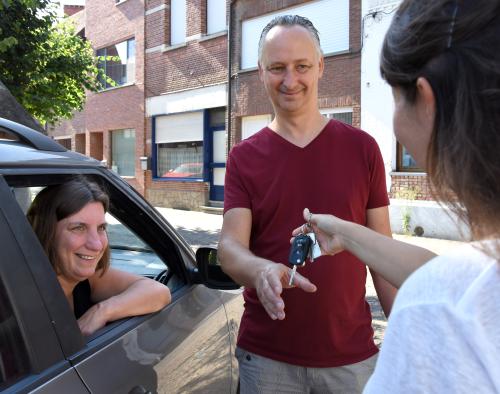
[218, 208, 316, 320]
[365, 206, 397, 317]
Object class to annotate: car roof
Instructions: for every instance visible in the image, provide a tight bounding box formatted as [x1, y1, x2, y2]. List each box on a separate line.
[0, 140, 102, 168]
[0, 117, 103, 169]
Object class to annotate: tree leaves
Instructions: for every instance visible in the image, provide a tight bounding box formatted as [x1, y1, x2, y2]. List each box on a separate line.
[0, 0, 103, 124]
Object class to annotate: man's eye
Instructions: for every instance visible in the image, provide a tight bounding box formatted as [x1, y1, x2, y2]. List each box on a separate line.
[268, 66, 284, 73]
[98, 224, 107, 232]
[297, 64, 311, 73]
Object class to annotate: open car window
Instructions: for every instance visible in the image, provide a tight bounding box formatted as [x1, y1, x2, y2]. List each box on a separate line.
[12, 185, 169, 280]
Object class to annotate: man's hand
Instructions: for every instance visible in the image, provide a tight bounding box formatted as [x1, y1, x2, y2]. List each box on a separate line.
[255, 263, 316, 320]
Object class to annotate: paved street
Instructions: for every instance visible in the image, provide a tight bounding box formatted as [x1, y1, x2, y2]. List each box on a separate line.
[157, 207, 465, 346]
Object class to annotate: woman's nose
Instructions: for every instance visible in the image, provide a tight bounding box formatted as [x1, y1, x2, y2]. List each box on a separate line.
[86, 229, 105, 251]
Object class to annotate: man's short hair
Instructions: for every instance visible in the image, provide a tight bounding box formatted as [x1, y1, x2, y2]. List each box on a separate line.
[258, 15, 322, 63]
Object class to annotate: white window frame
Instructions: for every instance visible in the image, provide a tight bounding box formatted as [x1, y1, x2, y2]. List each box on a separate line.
[241, 114, 272, 140]
[320, 107, 353, 125]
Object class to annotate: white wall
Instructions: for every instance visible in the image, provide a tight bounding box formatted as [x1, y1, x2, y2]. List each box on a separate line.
[360, 0, 400, 191]
[360, 0, 468, 240]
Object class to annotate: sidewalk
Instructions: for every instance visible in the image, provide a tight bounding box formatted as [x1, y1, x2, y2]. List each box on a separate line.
[157, 207, 466, 346]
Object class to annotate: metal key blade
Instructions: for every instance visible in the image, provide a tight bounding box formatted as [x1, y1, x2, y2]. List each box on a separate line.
[288, 265, 297, 286]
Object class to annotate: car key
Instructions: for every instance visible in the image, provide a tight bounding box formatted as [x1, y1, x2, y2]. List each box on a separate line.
[288, 234, 312, 286]
[306, 232, 322, 262]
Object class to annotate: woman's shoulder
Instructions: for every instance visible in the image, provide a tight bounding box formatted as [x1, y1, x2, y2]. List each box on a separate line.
[394, 241, 499, 310]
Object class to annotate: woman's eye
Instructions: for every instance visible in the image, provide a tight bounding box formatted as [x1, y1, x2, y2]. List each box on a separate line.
[71, 225, 85, 232]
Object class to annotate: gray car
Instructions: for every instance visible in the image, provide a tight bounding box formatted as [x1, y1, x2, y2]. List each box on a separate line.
[0, 118, 242, 394]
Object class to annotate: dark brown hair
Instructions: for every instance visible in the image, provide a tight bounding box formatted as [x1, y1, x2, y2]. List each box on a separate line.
[381, 0, 500, 244]
[27, 177, 111, 275]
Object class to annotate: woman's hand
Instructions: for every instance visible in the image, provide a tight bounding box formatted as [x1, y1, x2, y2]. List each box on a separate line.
[77, 301, 110, 336]
[291, 208, 347, 256]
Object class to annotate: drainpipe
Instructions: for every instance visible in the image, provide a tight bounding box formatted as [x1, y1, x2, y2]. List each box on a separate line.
[226, 0, 235, 155]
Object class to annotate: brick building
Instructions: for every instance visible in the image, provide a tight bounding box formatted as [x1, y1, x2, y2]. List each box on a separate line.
[50, 0, 146, 194]
[49, 0, 437, 218]
[144, 0, 228, 210]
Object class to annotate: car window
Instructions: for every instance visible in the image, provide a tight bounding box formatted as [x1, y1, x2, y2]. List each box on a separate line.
[0, 280, 30, 390]
[106, 213, 166, 278]
[12, 185, 168, 280]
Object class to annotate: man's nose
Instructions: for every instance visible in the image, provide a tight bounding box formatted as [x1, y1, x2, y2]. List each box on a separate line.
[282, 68, 298, 88]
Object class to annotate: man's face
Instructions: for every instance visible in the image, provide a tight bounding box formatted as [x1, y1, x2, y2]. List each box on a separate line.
[259, 25, 324, 116]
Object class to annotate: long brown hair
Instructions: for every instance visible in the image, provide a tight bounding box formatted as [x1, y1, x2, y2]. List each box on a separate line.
[27, 177, 111, 275]
[381, 0, 500, 247]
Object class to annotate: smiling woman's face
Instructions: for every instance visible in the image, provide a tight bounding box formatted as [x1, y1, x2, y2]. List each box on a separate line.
[54, 201, 108, 285]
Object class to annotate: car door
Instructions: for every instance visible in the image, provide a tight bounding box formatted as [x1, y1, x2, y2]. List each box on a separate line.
[0, 176, 88, 394]
[5, 171, 235, 393]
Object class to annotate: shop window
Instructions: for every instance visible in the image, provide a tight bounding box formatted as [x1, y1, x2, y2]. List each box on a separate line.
[155, 112, 204, 179]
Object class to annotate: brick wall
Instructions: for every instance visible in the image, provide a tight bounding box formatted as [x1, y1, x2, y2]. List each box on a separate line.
[64, 5, 84, 16]
[389, 173, 433, 201]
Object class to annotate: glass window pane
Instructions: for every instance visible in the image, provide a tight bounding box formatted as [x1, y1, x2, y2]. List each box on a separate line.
[111, 129, 136, 176]
[401, 146, 419, 169]
[0, 280, 30, 389]
[157, 141, 203, 178]
[96, 39, 135, 88]
[209, 108, 225, 128]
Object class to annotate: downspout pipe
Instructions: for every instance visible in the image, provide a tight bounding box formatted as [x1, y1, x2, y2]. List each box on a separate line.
[227, 0, 235, 155]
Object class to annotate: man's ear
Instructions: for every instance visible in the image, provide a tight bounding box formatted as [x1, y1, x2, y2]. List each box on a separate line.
[258, 62, 264, 82]
[318, 56, 325, 79]
[415, 77, 436, 121]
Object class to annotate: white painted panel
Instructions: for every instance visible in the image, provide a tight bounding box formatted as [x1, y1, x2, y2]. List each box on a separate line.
[156, 111, 203, 143]
[242, 114, 272, 140]
[241, 0, 349, 69]
[213, 130, 226, 162]
[207, 0, 227, 34]
[146, 84, 227, 117]
[171, 0, 186, 45]
[214, 168, 225, 186]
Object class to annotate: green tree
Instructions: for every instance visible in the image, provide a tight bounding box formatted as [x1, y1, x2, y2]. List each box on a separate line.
[0, 0, 103, 124]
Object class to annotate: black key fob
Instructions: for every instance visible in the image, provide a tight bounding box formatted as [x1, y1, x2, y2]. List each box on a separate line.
[288, 234, 312, 266]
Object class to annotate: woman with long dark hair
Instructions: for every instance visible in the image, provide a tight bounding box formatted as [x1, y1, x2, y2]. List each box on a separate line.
[294, 0, 500, 391]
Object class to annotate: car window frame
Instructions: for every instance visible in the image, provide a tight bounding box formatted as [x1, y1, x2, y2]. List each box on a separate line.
[0, 176, 85, 392]
[3, 169, 198, 352]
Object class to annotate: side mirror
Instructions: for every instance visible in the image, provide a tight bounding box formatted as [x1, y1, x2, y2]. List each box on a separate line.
[195, 247, 241, 290]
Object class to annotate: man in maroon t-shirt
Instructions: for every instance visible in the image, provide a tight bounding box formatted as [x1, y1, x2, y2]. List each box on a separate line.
[219, 15, 397, 393]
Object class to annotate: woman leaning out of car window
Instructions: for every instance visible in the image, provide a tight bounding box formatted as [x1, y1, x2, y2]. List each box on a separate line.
[26, 177, 171, 336]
